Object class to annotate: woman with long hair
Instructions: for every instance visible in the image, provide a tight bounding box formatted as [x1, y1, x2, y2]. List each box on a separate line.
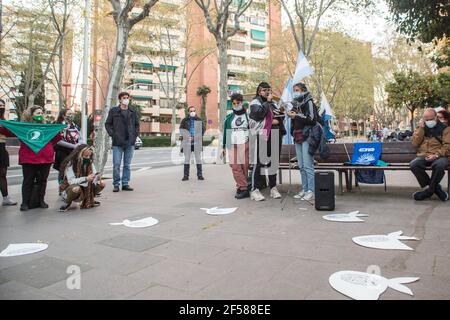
[437, 109, 450, 126]
[58, 144, 105, 212]
[0, 105, 62, 211]
[0, 99, 17, 206]
[54, 109, 83, 172]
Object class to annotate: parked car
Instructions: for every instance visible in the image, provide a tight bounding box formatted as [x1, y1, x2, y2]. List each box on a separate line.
[135, 136, 142, 149]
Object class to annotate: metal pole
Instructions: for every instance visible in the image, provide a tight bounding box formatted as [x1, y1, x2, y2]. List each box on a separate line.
[80, 0, 91, 142]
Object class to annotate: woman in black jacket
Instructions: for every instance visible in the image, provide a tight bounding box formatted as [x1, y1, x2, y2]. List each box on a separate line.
[287, 83, 317, 201]
[248, 82, 286, 201]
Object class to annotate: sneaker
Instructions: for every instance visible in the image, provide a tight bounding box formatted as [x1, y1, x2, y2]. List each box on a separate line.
[59, 203, 71, 212]
[93, 201, 101, 207]
[413, 188, 433, 201]
[302, 191, 315, 201]
[20, 204, 29, 211]
[236, 189, 250, 200]
[198, 176, 205, 180]
[122, 185, 134, 191]
[435, 185, 449, 202]
[113, 186, 120, 192]
[2, 196, 17, 206]
[270, 187, 282, 199]
[293, 190, 306, 199]
[182, 176, 189, 181]
[250, 189, 265, 201]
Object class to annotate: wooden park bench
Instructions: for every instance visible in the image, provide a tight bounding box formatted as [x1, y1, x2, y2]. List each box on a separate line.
[279, 142, 450, 195]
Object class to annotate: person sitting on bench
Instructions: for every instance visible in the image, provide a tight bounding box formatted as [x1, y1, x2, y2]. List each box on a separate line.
[410, 108, 450, 201]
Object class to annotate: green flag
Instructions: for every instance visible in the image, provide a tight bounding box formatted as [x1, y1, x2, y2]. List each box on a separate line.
[0, 120, 65, 153]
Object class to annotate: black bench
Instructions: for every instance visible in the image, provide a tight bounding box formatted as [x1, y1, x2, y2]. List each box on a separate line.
[279, 142, 450, 195]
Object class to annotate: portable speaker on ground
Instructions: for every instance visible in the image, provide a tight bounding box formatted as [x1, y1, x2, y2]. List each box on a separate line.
[314, 171, 335, 211]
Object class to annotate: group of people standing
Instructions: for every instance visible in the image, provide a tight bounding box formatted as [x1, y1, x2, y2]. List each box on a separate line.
[215, 81, 322, 202]
[0, 91, 140, 212]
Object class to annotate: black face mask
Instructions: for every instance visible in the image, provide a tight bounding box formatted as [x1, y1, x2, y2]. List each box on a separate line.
[82, 158, 92, 165]
[0, 108, 5, 115]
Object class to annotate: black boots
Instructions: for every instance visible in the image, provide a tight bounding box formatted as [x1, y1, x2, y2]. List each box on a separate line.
[235, 189, 250, 199]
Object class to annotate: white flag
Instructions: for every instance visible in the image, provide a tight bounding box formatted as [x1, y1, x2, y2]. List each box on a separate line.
[292, 51, 314, 84]
[280, 77, 293, 103]
[320, 92, 333, 119]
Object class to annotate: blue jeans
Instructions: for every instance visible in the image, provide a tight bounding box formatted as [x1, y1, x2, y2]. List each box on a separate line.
[112, 145, 134, 187]
[295, 141, 315, 192]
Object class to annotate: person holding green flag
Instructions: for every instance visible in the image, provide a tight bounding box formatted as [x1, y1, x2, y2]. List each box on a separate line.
[0, 105, 64, 211]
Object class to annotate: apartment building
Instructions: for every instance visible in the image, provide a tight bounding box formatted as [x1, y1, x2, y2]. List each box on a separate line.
[186, 0, 282, 131]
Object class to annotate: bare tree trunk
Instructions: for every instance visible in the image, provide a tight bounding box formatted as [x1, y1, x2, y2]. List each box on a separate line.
[94, 23, 129, 172]
[218, 40, 227, 132]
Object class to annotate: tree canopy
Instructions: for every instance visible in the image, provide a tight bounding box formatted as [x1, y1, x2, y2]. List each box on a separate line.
[386, 0, 450, 43]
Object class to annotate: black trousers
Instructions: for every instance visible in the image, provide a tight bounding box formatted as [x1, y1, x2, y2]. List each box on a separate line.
[22, 164, 51, 206]
[183, 144, 202, 177]
[251, 132, 282, 191]
[410, 157, 448, 192]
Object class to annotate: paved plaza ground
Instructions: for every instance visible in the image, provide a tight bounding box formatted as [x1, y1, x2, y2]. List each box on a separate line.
[0, 163, 449, 299]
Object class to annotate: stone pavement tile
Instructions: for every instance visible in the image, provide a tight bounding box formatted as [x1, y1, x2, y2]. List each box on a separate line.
[128, 259, 227, 293]
[0, 280, 65, 300]
[97, 233, 170, 252]
[196, 265, 305, 300]
[146, 240, 226, 264]
[0, 273, 10, 285]
[305, 289, 348, 300]
[198, 249, 295, 275]
[147, 220, 205, 241]
[42, 268, 155, 300]
[183, 230, 256, 251]
[127, 284, 201, 300]
[65, 246, 165, 276]
[270, 259, 343, 294]
[414, 239, 450, 256]
[433, 256, 450, 278]
[0, 256, 91, 289]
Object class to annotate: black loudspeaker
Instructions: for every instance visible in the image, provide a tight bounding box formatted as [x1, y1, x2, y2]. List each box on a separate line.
[314, 171, 335, 211]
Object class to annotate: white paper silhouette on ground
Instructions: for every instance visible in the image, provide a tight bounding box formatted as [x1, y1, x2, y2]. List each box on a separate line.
[323, 211, 368, 222]
[352, 231, 420, 251]
[200, 207, 238, 215]
[329, 270, 419, 300]
[0, 243, 48, 257]
[109, 217, 159, 228]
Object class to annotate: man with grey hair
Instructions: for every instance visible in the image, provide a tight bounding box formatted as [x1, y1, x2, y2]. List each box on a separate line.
[410, 108, 450, 201]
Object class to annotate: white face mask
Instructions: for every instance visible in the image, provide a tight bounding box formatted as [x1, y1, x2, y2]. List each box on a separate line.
[189, 111, 196, 118]
[233, 104, 243, 111]
[122, 99, 130, 106]
[425, 120, 437, 128]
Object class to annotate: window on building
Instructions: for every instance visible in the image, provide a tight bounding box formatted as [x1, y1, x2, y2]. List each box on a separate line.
[228, 40, 246, 51]
[251, 29, 266, 41]
[250, 16, 265, 26]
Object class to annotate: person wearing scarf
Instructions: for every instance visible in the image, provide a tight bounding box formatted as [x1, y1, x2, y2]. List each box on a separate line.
[287, 82, 317, 201]
[59, 144, 105, 212]
[410, 108, 450, 201]
[248, 82, 286, 201]
[221, 93, 250, 199]
[0, 105, 62, 211]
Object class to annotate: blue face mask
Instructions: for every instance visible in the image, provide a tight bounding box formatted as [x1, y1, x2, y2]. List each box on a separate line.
[293, 92, 306, 100]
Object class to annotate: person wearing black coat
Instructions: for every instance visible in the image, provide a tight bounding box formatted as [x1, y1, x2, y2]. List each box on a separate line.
[248, 82, 286, 201]
[105, 91, 140, 192]
[179, 106, 205, 181]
